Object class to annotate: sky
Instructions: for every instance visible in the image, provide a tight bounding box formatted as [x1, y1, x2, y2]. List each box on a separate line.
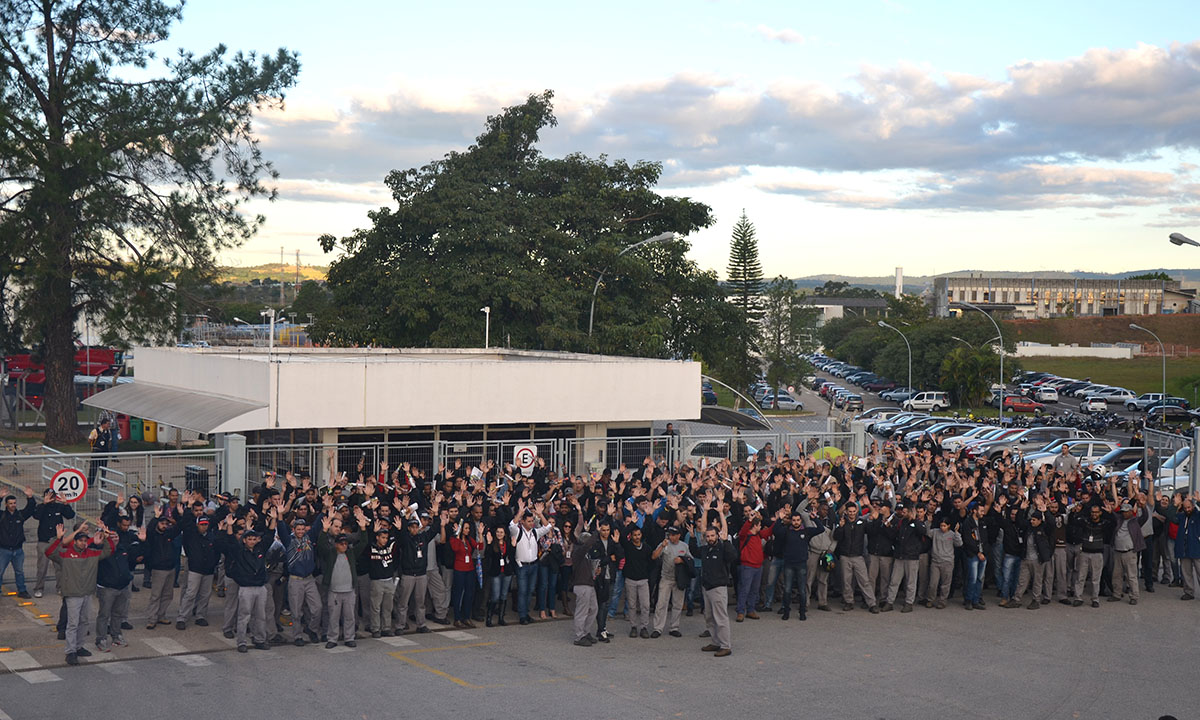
[163, 0, 1200, 279]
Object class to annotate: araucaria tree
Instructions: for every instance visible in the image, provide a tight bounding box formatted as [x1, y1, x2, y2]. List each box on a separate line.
[722, 211, 764, 389]
[0, 1, 299, 443]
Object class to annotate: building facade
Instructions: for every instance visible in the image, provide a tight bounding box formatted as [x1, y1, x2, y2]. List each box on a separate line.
[933, 276, 1191, 319]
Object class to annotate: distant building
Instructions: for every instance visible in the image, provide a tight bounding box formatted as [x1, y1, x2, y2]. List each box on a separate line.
[804, 296, 890, 326]
[932, 275, 1194, 319]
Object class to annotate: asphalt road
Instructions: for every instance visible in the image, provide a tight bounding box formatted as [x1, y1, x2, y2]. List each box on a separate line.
[1, 584, 1196, 720]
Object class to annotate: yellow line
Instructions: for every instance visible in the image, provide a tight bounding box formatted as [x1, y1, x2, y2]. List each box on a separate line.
[388, 641, 497, 656]
[387, 641, 498, 690]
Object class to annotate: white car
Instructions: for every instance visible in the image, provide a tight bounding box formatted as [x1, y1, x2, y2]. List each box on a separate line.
[1033, 387, 1058, 403]
[1096, 387, 1136, 404]
[903, 391, 950, 412]
[1080, 396, 1108, 414]
[760, 392, 803, 411]
[1025, 440, 1118, 469]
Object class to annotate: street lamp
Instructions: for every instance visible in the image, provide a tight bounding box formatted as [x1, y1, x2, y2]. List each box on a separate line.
[1168, 232, 1199, 247]
[1130, 323, 1166, 425]
[951, 335, 1001, 350]
[958, 301, 1006, 424]
[480, 307, 491, 349]
[877, 320, 912, 399]
[588, 231, 678, 339]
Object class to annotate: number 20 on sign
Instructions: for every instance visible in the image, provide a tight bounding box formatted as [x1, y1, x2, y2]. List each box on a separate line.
[51, 467, 89, 503]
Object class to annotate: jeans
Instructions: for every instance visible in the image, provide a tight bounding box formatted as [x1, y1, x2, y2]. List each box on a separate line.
[489, 573, 513, 607]
[1001, 554, 1021, 599]
[451, 569, 476, 623]
[780, 562, 808, 612]
[736, 565, 762, 615]
[0, 547, 27, 593]
[536, 564, 558, 612]
[990, 539, 1005, 589]
[607, 569, 625, 617]
[965, 555, 987, 605]
[687, 570, 705, 611]
[515, 563, 537, 619]
[761, 558, 783, 609]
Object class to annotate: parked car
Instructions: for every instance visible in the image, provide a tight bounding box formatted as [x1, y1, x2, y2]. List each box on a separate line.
[760, 392, 802, 411]
[684, 439, 759, 465]
[1095, 387, 1136, 404]
[1080, 396, 1108, 414]
[942, 425, 1004, 452]
[966, 426, 1091, 465]
[862, 378, 897, 392]
[1024, 439, 1119, 469]
[701, 387, 718, 405]
[843, 394, 864, 411]
[1131, 395, 1189, 411]
[880, 386, 916, 402]
[903, 391, 950, 412]
[1142, 403, 1192, 421]
[1003, 395, 1046, 413]
[1090, 446, 1145, 476]
[1033, 387, 1058, 403]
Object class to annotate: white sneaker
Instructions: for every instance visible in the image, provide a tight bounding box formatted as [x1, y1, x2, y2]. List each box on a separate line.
[33, 590, 43, 598]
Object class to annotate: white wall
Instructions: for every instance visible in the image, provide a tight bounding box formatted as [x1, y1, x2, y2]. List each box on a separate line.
[1014, 345, 1133, 359]
[137, 347, 270, 402]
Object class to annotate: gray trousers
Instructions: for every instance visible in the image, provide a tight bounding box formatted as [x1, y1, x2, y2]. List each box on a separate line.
[425, 568, 450, 620]
[64, 595, 90, 655]
[841, 555, 875, 607]
[702, 586, 731, 650]
[867, 555, 893, 604]
[327, 590, 356, 642]
[916, 553, 930, 603]
[928, 559, 953, 602]
[147, 568, 175, 623]
[1111, 550, 1140, 600]
[235, 585, 268, 646]
[396, 574, 428, 630]
[653, 578, 684, 633]
[222, 578, 240, 634]
[806, 550, 830, 606]
[1181, 558, 1200, 596]
[289, 575, 322, 639]
[34, 541, 53, 594]
[369, 577, 397, 633]
[176, 570, 213, 623]
[886, 558, 919, 606]
[1051, 546, 1069, 600]
[436, 567, 454, 617]
[1074, 552, 1104, 602]
[1065, 544, 1081, 595]
[96, 584, 131, 643]
[1015, 558, 1051, 603]
[625, 578, 650, 630]
[354, 573, 371, 620]
[573, 584, 597, 641]
[1154, 535, 1175, 583]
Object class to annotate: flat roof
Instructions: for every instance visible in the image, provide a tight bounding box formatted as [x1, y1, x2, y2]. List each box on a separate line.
[161, 346, 681, 364]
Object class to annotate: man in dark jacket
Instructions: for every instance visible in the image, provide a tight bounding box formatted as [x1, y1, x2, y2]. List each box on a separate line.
[317, 511, 369, 648]
[0, 486, 36, 598]
[33, 489, 75, 597]
[176, 495, 220, 629]
[1071, 504, 1115, 607]
[143, 509, 182, 629]
[690, 502, 735, 657]
[395, 512, 440, 635]
[96, 515, 142, 651]
[883, 503, 927, 612]
[1109, 499, 1149, 605]
[772, 508, 823, 621]
[277, 514, 322, 645]
[1013, 507, 1054, 609]
[833, 502, 878, 613]
[215, 513, 271, 652]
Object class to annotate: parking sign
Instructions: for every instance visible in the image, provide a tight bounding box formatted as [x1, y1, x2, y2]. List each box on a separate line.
[514, 445, 538, 475]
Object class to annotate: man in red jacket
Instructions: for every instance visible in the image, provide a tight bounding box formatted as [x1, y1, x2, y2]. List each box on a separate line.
[735, 510, 773, 622]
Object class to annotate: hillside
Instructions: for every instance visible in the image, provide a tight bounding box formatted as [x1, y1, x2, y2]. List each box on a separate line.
[218, 263, 327, 284]
[1003, 314, 1200, 349]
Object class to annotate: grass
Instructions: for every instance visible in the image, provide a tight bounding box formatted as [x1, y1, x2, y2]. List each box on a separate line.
[1005, 314, 1200, 348]
[1020, 356, 1200, 401]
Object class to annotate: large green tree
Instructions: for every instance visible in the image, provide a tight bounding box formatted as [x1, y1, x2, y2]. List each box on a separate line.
[0, 0, 299, 443]
[760, 275, 817, 403]
[316, 92, 737, 369]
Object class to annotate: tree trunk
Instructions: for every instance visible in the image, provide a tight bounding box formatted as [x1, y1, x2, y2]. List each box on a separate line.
[42, 230, 80, 447]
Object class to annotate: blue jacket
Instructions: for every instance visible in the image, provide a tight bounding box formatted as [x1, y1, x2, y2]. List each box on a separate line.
[1175, 509, 1200, 560]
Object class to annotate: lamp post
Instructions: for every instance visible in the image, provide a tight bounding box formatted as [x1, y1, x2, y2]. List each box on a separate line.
[589, 232, 678, 339]
[958, 301, 1005, 424]
[1168, 232, 1199, 247]
[480, 307, 491, 349]
[1130, 323, 1166, 425]
[877, 320, 911, 399]
[951, 335, 1001, 350]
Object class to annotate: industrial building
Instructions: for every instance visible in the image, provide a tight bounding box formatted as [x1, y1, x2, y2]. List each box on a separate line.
[932, 275, 1197, 319]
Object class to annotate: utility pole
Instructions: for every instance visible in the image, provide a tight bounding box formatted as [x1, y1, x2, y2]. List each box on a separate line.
[279, 246, 285, 306]
[294, 249, 300, 301]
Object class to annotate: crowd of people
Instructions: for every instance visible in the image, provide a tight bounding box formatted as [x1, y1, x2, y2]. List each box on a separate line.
[3, 438, 1200, 666]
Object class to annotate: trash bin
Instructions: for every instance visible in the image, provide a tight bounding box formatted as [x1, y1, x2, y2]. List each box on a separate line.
[117, 415, 130, 443]
[142, 420, 157, 443]
[130, 418, 144, 442]
[185, 465, 209, 492]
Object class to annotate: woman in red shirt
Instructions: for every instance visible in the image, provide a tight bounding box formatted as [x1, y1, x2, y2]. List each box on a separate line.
[735, 512, 774, 621]
[447, 519, 482, 628]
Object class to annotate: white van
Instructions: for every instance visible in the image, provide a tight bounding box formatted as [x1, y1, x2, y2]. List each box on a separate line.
[903, 391, 950, 412]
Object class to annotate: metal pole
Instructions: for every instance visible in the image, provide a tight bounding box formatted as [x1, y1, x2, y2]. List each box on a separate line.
[1130, 324, 1166, 425]
[877, 320, 911, 396]
[959, 301, 1004, 424]
[588, 232, 677, 339]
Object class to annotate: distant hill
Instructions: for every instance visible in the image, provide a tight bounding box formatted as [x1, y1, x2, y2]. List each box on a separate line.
[791, 268, 1200, 295]
[218, 263, 327, 284]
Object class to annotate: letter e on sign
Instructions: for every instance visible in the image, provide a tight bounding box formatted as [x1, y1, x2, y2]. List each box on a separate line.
[513, 445, 538, 475]
[51, 468, 89, 503]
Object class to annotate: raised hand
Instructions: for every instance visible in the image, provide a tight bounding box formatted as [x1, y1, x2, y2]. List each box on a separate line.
[55, 522, 65, 539]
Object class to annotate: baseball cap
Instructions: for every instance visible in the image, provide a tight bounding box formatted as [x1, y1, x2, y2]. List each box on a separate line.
[1120, 502, 1133, 512]
[667, 526, 682, 535]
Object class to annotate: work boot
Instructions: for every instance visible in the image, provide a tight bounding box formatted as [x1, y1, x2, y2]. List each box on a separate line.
[485, 602, 496, 628]
[901, 603, 913, 613]
[497, 601, 508, 626]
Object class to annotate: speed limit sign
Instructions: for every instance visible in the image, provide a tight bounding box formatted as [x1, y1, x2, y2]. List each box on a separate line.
[50, 467, 89, 503]
[513, 445, 538, 475]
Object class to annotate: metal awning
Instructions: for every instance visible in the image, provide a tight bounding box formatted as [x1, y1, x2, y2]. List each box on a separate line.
[693, 406, 772, 431]
[82, 383, 266, 434]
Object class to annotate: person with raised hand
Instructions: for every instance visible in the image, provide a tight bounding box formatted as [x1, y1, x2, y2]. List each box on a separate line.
[46, 520, 114, 665]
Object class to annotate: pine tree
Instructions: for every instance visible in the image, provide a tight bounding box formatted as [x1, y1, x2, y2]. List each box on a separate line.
[726, 211, 764, 321]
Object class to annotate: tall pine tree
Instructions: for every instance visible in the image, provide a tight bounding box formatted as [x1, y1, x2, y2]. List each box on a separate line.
[723, 211, 765, 390]
[726, 211, 764, 320]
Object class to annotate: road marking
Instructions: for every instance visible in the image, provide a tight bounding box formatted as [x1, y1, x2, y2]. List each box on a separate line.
[100, 662, 137, 675]
[0, 705, 12, 720]
[0, 650, 40, 672]
[388, 642, 498, 690]
[440, 631, 479, 641]
[16, 670, 61, 684]
[324, 644, 354, 654]
[378, 636, 417, 647]
[142, 637, 187, 655]
[173, 654, 213, 667]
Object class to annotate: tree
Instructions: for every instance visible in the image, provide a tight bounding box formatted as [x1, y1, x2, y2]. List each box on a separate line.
[0, 1, 299, 443]
[315, 92, 740, 366]
[940, 347, 991, 407]
[1127, 272, 1172, 281]
[288, 280, 330, 321]
[886, 294, 929, 325]
[726, 211, 763, 319]
[760, 276, 817, 404]
[813, 280, 881, 299]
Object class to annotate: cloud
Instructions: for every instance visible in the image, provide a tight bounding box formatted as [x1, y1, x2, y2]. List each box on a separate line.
[252, 40, 1200, 216]
[755, 24, 805, 45]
